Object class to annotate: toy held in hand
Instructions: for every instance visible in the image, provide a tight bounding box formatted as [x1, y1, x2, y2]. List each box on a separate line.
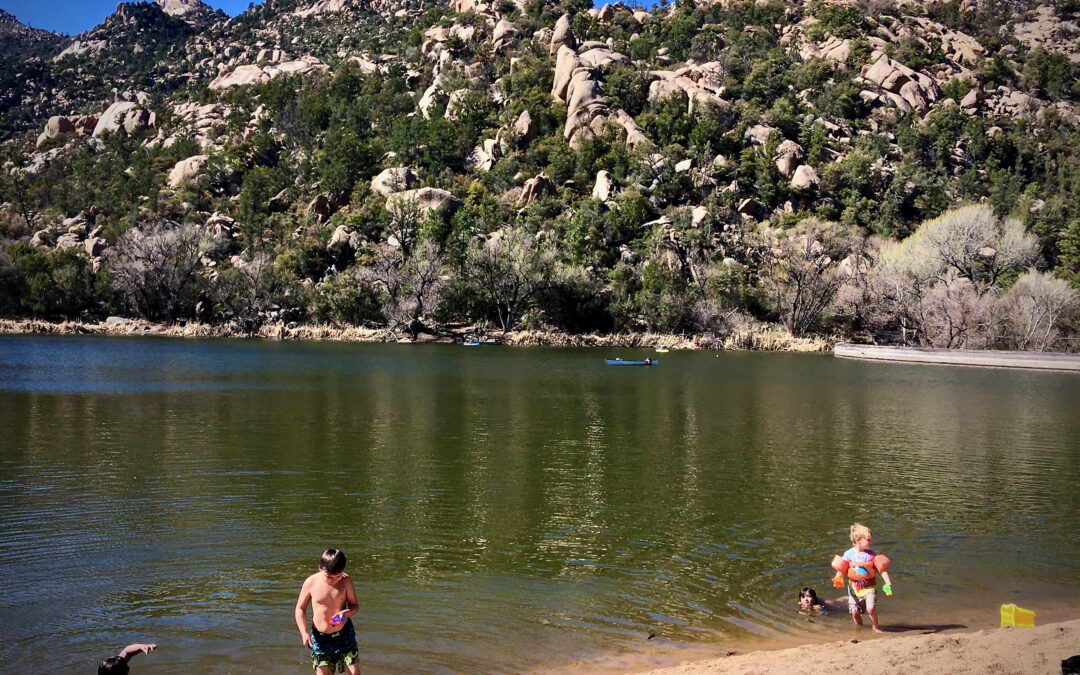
[331, 612, 345, 624]
[831, 573, 845, 589]
[882, 583, 893, 596]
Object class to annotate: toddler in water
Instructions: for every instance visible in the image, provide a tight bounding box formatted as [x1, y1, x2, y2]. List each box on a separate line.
[831, 523, 893, 632]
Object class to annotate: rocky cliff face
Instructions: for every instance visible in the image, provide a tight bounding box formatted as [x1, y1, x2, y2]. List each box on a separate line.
[0, 0, 1078, 338]
[0, 9, 69, 60]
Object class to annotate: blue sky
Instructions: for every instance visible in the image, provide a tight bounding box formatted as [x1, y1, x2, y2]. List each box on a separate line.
[1, 0, 262, 36]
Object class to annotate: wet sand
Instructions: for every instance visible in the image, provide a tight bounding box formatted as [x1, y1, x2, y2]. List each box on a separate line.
[636, 619, 1080, 675]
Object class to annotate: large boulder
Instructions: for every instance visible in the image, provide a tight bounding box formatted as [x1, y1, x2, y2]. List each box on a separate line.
[576, 45, 629, 69]
[610, 109, 650, 149]
[167, 154, 209, 188]
[308, 194, 333, 224]
[512, 109, 537, 146]
[492, 19, 517, 51]
[93, 101, 154, 137]
[860, 53, 939, 115]
[468, 138, 500, 172]
[385, 187, 462, 217]
[264, 56, 328, 79]
[790, 164, 820, 189]
[744, 124, 776, 146]
[774, 140, 804, 178]
[418, 75, 446, 119]
[592, 170, 616, 201]
[372, 167, 420, 196]
[209, 64, 269, 90]
[517, 173, 556, 207]
[550, 13, 576, 55]
[36, 116, 76, 148]
[328, 224, 361, 251]
[551, 45, 579, 103]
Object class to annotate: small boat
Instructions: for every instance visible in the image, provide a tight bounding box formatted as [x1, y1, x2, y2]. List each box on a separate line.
[605, 358, 658, 366]
[464, 340, 502, 346]
[655, 348, 670, 353]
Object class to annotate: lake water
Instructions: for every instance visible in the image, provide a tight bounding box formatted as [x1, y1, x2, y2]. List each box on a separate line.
[0, 335, 1078, 673]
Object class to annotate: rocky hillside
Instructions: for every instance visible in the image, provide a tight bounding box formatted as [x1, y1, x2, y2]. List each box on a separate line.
[1, 0, 1078, 349]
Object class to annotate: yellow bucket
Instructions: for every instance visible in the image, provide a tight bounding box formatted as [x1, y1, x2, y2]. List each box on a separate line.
[1000, 603, 1036, 628]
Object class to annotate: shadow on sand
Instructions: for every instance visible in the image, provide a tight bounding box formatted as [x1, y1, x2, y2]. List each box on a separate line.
[881, 623, 967, 634]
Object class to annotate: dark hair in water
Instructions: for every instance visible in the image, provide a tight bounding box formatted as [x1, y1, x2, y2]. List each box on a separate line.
[799, 587, 819, 604]
[320, 548, 347, 574]
[99, 656, 129, 675]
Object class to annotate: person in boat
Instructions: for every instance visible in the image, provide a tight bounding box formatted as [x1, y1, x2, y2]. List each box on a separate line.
[644, 358, 652, 365]
[831, 523, 893, 632]
[98, 643, 156, 674]
[797, 587, 832, 612]
[295, 548, 361, 674]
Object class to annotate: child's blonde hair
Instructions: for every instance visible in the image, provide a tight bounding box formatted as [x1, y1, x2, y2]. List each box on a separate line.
[850, 523, 872, 544]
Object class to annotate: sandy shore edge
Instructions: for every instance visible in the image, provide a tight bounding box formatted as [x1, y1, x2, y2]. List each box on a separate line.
[639, 618, 1080, 675]
[0, 318, 831, 352]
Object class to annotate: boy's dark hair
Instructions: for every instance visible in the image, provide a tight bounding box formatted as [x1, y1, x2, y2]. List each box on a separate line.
[99, 656, 129, 675]
[320, 548, 347, 574]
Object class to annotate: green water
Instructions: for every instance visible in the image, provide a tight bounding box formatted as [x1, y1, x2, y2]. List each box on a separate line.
[0, 335, 1078, 672]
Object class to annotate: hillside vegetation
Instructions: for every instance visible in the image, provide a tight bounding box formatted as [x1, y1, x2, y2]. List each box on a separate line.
[1, 0, 1078, 349]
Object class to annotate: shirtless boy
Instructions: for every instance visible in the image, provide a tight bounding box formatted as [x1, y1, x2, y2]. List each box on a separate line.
[295, 548, 361, 674]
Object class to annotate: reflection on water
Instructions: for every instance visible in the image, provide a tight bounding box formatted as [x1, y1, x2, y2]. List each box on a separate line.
[0, 336, 1079, 672]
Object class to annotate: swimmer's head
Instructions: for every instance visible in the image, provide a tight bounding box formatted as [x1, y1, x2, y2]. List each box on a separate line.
[798, 587, 819, 610]
[320, 548, 347, 575]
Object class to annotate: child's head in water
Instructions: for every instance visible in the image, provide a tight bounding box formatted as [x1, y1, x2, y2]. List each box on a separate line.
[799, 587, 822, 610]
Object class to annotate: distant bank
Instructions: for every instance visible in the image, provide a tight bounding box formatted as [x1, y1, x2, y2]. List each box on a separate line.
[835, 343, 1080, 372]
[0, 318, 828, 352]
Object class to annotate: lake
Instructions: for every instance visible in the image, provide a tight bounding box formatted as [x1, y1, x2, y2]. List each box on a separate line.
[0, 335, 1078, 672]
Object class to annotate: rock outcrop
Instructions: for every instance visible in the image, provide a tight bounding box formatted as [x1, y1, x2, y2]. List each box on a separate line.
[166, 154, 209, 188]
[372, 167, 420, 196]
[860, 53, 940, 116]
[517, 173, 556, 207]
[385, 187, 462, 217]
[92, 101, 155, 137]
[209, 57, 328, 90]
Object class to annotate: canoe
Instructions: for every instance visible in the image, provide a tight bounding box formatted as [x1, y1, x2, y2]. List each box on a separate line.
[464, 340, 502, 346]
[605, 359, 658, 366]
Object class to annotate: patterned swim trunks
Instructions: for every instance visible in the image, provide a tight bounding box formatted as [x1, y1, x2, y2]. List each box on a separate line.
[310, 618, 359, 672]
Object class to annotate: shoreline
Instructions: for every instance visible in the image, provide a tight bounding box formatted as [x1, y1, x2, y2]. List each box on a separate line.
[835, 343, 1080, 371]
[0, 318, 831, 352]
[632, 618, 1080, 675]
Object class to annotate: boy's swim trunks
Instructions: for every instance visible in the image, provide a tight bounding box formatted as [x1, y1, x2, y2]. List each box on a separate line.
[310, 618, 359, 672]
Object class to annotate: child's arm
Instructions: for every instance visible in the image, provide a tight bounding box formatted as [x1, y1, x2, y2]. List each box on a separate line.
[339, 577, 360, 620]
[295, 579, 312, 647]
[117, 643, 156, 662]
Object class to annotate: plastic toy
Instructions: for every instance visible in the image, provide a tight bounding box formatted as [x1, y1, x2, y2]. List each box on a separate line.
[1000, 604, 1035, 628]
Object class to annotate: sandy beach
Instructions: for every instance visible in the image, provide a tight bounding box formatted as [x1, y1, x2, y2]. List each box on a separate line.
[639, 619, 1080, 675]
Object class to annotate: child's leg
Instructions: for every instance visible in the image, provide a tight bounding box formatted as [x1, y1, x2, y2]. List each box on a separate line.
[848, 593, 864, 626]
[345, 664, 360, 675]
[865, 591, 881, 632]
[315, 667, 334, 675]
